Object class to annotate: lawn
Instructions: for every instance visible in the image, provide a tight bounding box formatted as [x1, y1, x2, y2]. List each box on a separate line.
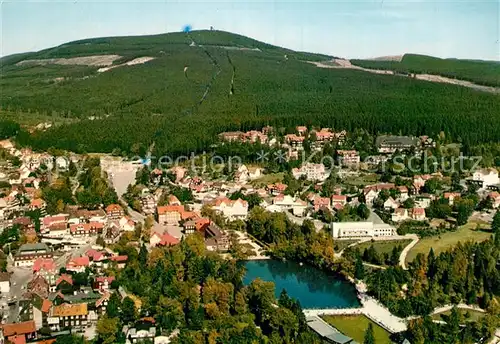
[431, 309, 485, 323]
[322, 315, 392, 343]
[405, 221, 492, 263]
[356, 239, 412, 256]
[333, 239, 359, 252]
[343, 173, 380, 186]
[251, 173, 284, 187]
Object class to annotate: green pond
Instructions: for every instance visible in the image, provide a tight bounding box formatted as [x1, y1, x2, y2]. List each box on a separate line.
[243, 260, 360, 309]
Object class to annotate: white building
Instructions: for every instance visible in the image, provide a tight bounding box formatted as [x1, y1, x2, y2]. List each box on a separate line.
[292, 163, 329, 181]
[235, 165, 263, 183]
[337, 150, 360, 166]
[392, 208, 409, 222]
[212, 198, 249, 221]
[384, 197, 399, 210]
[331, 221, 396, 238]
[268, 195, 308, 217]
[0, 272, 10, 293]
[471, 168, 499, 188]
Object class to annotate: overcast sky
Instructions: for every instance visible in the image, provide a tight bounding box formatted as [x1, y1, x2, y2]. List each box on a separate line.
[1, 0, 499, 60]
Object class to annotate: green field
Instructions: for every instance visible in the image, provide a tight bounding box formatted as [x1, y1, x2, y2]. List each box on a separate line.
[322, 315, 392, 343]
[351, 54, 500, 87]
[251, 173, 284, 187]
[343, 173, 380, 186]
[1, 31, 500, 156]
[356, 239, 412, 256]
[405, 221, 492, 263]
[431, 309, 485, 323]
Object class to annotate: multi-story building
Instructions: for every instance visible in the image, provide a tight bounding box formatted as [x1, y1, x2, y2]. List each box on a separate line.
[69, 222, 104, 237]
[14, 244, 52, 267]
[212, 198, 249, 221]
[48, 303, 88, 331]
[105, 204, 124, 220]
[157, 205, 184, 225]
[470, 168, 499, 188]
[331, 221, 395, 238]
[32, 258, 57, 285]
[292, 163, 329, 181]
[337, 150, 360, 166]
[141, 195, 157, 215]
[376, 135, 419, 154]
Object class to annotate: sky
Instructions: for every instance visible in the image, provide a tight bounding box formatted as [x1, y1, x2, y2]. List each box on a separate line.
[1, 0, 499, 60]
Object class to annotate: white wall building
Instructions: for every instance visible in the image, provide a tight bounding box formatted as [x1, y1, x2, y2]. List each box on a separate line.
[213, 198, 249, 221]
[331, 221, 396, 238]
[292, 163, 329, 181]
[0, 272, 10, 293]
[471, 169, 499, 188]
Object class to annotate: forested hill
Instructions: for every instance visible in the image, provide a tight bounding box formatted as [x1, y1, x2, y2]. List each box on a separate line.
[1, 30, 500, 156]
[351, 54, 500, 87]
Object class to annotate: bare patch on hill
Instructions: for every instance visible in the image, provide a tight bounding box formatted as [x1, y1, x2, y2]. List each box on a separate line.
[17, 55, 121, 67]
[367, 55, 403, 62]
[309, 59, 500, 94]
[97, 57, 155, 73]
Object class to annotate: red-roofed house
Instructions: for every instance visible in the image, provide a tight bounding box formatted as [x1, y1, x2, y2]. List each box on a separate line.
[313, 197, 331, 212]
[56, 274, 73, 289]
[168, 195, 181, 206]
[150, 232, 180, 248]
[331, 195, 347, 208]
[105, 204, 124, 219]
[266, 183, 288, 196]
[69, 222, 104, 237]
[489, 191, 500, 209]
[1, 321, 36, 342]
[443, 192, 461, 206]
[194, 218, 211, 234]
[110, 255, 128, 269]
[94, 276, 115, 291]
[66, 256, 90, 273]
[157, 205, 185, 225]
[41, 215, 68, 234]
[410, 208, 426, 221]
[32, 259, 57, 285]
[296, 126, 307, 136]
[29, 199, 46, 211]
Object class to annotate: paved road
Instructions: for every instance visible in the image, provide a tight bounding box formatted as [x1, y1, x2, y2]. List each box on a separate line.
[398, 234, 419, 270]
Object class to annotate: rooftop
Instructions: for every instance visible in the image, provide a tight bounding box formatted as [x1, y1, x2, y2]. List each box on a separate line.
[51, 303, 88, 317]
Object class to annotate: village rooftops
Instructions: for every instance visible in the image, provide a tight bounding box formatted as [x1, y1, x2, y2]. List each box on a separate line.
[32, 258, 56, 273]
[51, 303, 88, 317]
[1, 320, 36, 337]
[18, 243, 50, 254]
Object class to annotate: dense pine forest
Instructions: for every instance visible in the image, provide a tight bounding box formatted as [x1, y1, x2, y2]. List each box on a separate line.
[2, 31, 500, 156]
[351, 54, 500, 87]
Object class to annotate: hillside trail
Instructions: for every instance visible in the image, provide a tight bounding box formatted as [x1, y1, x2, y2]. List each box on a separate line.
[309, 59, 500, 94]
[187, 34, 223, 109]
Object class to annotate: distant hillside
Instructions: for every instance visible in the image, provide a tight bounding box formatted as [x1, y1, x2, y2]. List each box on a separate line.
[351, 54, 500, 87]
[1, 31, 500, 156]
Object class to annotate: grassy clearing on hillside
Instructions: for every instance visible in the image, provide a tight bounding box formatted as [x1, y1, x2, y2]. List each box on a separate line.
[351, 54, 500, 87]
[356, 239, 412, 256]
[0, 110, 77, 126]
[322, 315, 391, 343]
[343, 173, 380, 186]
[333, 240, 359, 252]
[431, 309, 485, 323]
[251, 173, 284, 187]
[405, 221, 492, 263]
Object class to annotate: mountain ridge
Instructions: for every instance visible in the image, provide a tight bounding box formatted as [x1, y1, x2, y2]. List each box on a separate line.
[1, 30, 500, 156]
